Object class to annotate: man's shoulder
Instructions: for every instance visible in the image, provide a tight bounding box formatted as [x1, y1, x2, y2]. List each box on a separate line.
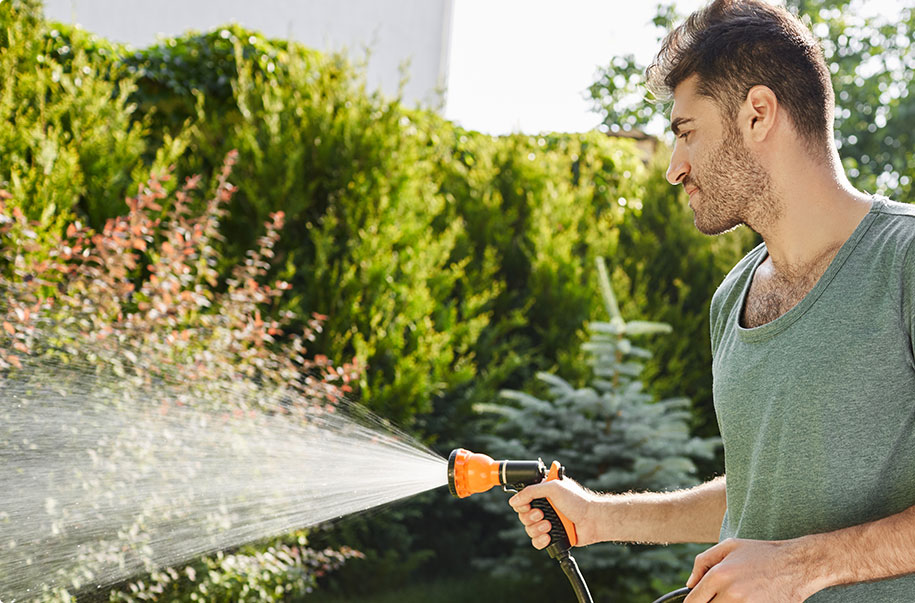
[871, 197, 915, 236]
[873, 197, 915, 219]
[709, 242, 766, 354]
[712, 242, 766, 310]
[866, 197, 915, 256]
[870, 199, 915, 309]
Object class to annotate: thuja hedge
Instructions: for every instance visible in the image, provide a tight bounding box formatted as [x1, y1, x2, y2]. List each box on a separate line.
[1, 0, 751, 445]
[0, 1, 146, 240]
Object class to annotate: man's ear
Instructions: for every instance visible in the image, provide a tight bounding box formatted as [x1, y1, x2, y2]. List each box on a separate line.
[743, 85, 779, 142]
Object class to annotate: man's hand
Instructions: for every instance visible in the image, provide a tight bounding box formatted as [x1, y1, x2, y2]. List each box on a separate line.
[508, 478, 600, 549]
[684, 538, 820, 602]
[509, 477, 729, 549]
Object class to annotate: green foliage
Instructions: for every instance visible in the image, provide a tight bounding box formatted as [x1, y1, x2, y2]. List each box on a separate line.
[474, 259, 719, 602]
[309, 507, 435, 598]
[0, 0, 148, 234]
[117, 29, 488, 428]
[110, 532, 360, 602]
[424, 128, 649, 441]
[309, 573, 542, 603]
[116, 28, 660, 437]
[588, 54, 659, 135]
[122, 25, 312, 136]
[797, 0, 915, 199]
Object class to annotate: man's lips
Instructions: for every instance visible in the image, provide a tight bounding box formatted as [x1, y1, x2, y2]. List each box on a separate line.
[684, 185, 699, 197]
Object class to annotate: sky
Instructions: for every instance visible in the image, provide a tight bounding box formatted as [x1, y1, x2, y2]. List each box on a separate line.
[444, 0, 704, 136]
[443, 0, 907, 136]
[41, 0, 908, 138]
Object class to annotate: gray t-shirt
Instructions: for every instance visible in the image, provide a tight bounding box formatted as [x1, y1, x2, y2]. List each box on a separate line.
[710, 198, 915, 601]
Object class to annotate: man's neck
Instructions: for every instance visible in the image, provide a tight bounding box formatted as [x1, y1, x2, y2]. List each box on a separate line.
[747, 158, 872, 280]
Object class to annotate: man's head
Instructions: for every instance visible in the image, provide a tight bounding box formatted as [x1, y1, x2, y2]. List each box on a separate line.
[647, 0, 834, 156]
[666, 76, 780, 235]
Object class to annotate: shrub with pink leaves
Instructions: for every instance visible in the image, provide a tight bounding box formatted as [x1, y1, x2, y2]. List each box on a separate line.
[0, 151, 358, 406]
[0, 154, 361, 600]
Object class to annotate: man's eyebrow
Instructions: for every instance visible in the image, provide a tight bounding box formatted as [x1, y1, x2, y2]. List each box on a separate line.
[670, 117, 694, 136]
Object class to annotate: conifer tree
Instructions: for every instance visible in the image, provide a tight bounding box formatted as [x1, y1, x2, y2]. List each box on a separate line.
[475, 258, 719, 600]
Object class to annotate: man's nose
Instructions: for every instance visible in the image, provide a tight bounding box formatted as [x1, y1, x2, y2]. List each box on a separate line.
[666, 146, 690, 185]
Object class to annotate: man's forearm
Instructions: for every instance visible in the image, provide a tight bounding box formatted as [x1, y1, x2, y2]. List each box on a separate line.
[799, 503, 915, 593]
[593, 475, 727, 544]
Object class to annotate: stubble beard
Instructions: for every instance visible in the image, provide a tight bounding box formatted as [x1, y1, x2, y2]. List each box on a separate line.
[686, 126, 780, 236]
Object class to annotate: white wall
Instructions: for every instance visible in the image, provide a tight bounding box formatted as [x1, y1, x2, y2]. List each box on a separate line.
[42, 0, 454, 108]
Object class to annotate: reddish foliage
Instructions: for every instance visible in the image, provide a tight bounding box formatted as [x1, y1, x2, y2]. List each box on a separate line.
[0, 152, 359, 409]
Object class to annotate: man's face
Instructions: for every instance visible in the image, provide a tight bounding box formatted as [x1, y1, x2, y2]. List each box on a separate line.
[666, 76, 775, 235]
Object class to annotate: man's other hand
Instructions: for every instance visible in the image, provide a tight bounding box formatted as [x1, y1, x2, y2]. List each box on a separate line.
[684, 537, 819, 602]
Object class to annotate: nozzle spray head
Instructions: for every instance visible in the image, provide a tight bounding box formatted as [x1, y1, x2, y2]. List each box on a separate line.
[447, 448, 550, 498]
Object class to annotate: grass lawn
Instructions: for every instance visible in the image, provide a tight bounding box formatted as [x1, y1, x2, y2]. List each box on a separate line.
[307, 568, 689, 602]
[308, 574, 541, 603]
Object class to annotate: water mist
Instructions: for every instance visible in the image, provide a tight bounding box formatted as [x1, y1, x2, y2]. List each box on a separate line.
[0, 353, 446, 600]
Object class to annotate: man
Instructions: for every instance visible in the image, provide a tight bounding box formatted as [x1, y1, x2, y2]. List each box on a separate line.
[509, 1, 915, 601]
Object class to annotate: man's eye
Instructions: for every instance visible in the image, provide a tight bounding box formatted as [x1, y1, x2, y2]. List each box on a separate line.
[678, 131, 690, 140]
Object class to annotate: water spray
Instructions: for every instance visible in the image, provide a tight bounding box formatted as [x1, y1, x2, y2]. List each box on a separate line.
[1, 346, 686, 601]
[447, 448, 692, 603]
[0, 354, 448, 600]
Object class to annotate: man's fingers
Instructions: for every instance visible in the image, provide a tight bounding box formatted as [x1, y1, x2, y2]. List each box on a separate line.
[519, 503, 552, 549]
[531, 533, 551, 549]
[508, 481, 554, 510]
[518, 508, 543, 527]
[525, 517, 551, 538]
[508, 480, 590, 549]
[687, 539, 738, 588]
[683, 570, 717, 603]
[508, 483, 560, 550]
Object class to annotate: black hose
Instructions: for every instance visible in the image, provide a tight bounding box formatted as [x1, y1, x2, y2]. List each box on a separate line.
[651, 586, 692, 602]
[554, 550, 690, 603]
[557, 551, 594, 603]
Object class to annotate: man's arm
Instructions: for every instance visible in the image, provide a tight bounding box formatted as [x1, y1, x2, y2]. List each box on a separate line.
[684, 504, 915, 602]
[508, 475, 726, 548]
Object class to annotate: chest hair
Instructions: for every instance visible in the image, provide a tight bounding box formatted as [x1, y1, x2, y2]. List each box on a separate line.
[741, 247, 840, 328]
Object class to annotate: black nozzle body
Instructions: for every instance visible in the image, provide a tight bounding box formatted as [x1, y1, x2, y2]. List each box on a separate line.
[501, 459, 547, 491]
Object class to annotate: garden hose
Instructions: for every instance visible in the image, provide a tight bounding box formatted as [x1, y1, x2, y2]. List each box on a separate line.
[651, 587, 692, 602]
[447, 448, 693, 603]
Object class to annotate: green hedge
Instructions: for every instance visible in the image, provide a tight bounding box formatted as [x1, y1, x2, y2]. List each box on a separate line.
[9, 1, 750, 440]
[108, 25, 684, 435]
[0, 0, 147, 239]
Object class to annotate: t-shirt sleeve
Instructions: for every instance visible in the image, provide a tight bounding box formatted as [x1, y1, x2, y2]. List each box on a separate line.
[903, 238, 915, 361]
[709, 286, 726, 360]
[709, 244, 763, 359]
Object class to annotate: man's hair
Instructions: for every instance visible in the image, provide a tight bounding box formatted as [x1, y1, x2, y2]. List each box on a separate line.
[646, 0, 834, 152]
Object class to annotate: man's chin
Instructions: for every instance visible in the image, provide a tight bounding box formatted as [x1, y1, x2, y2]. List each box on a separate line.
[693, 212, 743, 236]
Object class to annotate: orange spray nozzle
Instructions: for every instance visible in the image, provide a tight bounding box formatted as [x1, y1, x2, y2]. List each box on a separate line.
[447, 448, 547, 498]
[447, 448, 582, 583]
[447, 448, 498, 498]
